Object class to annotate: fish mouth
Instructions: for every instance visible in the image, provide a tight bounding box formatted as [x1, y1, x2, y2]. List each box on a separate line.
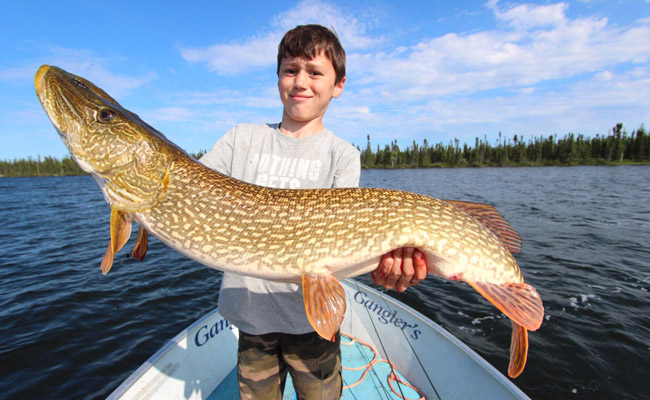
[34, 65, 50, 99]
[35, 65, 71, 141]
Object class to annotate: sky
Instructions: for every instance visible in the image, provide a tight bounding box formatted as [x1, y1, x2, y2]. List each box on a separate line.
[2, 0, 650, 159]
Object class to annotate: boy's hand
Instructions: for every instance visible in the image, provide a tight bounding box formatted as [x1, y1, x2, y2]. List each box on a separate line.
[370, 248, 428, 293]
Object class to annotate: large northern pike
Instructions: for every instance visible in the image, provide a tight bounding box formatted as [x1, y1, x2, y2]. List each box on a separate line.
[35, 65, 543, 378]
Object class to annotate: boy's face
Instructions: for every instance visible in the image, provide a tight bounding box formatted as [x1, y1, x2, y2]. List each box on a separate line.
[277, 52, 345, 128]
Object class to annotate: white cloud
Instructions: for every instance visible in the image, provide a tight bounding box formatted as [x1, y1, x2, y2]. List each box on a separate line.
[595, 71, 613, 81]
[173, 1, 650, 148]
[270, 0, 383, 50]
[42, 46, 157, 98]
[179, 0, 650, 105]
[178, 34, 281, 75]
[178, 0, 382, 74]
[487, 0, 569, 29]
[345, 5, 650, 105]
[329, 66, 650, 147]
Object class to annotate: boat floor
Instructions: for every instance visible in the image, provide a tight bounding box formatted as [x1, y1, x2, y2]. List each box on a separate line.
[207, 333, 423, 400]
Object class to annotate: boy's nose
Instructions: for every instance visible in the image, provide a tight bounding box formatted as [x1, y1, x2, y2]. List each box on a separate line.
[294, 70, 308, 89]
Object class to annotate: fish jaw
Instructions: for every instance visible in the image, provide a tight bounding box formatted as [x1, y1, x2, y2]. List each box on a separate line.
[34, 65, 174, 213]
[34, 65, 49, 94]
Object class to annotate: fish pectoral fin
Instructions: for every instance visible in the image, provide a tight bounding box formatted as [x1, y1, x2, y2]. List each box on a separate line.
[100, 242, 115, 276]
[302, 272, 347, 342]
[467, 280, 544, 331]
[508, 322, 528, 378]
[444, 200, 522, 254]
[100, 208, 133, 275]
[131, 224, 149, 261]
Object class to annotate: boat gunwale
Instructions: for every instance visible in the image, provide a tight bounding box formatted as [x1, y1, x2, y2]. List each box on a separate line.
[107, 279, 529, 399]
[106, 307, 237, 399]
[344, 279, 529, 398]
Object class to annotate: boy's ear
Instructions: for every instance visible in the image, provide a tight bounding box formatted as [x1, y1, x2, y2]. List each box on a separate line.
[332, 77, 346, 99]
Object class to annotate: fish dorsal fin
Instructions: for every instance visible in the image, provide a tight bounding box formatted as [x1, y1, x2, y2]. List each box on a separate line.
[508, 322, 528, 378]
[100, 208, 133, 275]
[444, 200, 522, 253]
[132, 224, 149, 261]
[302, 273, 347, 341]
[467, 280, 544, 331]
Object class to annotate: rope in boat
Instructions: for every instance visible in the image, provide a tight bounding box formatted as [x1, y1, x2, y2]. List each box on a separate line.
[350, 279, 442, 400]
[341, 332, 425, 400]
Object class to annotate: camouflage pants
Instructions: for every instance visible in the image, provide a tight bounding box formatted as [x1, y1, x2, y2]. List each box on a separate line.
[237, 330, 342, 400]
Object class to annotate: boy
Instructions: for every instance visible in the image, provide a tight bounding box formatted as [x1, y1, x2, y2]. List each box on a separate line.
[200, 25, 428, 400]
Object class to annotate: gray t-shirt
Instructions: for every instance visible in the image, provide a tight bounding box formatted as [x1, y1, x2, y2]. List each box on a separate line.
[199, 123, 360, 334]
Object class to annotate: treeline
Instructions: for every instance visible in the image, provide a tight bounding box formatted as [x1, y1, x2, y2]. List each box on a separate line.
[2, 124, 648, 177]
[358, 123, 650, 168]
[0, 151, 207, 177]
[0, 155, 86, 177]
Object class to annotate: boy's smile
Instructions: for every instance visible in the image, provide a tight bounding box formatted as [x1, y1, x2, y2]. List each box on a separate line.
[278, 52, 345, 138]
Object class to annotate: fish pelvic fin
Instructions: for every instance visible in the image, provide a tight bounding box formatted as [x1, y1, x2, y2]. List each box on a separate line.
[302, 272, 346, 342]
[444, 200, 522, 253]
[508, 322, 528, 378]
[467, 280, 544, 331]
[131, 224, 149, 261]
[100, 208, 133, 275]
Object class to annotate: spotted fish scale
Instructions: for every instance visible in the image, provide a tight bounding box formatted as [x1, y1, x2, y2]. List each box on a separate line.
[35, 65, 543, 378]
[141, 157, 516, 283]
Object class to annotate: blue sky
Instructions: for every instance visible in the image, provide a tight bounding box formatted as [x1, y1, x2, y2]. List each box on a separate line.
[2, 0, 650, 159]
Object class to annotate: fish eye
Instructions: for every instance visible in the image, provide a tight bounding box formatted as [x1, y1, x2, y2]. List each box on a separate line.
[97, 108, 116, 123]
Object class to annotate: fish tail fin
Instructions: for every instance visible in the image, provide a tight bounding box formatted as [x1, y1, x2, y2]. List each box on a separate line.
[302, 272, 346, 342]
[508, 322, 528, 378]
[467, 281, 544, 331]
[100, 208, 132, 274]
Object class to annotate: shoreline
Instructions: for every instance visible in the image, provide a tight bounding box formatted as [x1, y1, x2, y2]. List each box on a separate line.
[2, 161, 648, 178]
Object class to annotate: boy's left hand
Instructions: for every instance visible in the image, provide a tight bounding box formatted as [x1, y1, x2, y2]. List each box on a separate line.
[370, 248, 428, 293]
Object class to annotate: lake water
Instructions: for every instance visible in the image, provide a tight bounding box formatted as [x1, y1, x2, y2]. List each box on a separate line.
[0, 166, 648, 399]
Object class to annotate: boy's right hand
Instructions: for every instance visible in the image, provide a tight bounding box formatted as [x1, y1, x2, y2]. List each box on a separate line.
[370, 248, 428, 293]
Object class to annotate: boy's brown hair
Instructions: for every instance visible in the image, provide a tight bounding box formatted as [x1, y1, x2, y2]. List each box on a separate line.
[277, 24, 346, 84]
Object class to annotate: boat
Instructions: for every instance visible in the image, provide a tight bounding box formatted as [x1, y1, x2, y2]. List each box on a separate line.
[107, 280, 530, 399]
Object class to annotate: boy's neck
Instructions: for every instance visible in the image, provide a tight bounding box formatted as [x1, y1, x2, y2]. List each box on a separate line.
[278, 114, 325, 139]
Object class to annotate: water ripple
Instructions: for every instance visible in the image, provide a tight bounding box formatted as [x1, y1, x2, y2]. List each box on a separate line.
[1, 167, 649, 399]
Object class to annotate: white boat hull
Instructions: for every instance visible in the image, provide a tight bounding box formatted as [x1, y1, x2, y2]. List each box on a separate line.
[108, 280, 529, 399]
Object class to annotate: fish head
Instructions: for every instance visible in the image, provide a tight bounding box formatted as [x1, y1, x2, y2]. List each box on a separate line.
[34, 65, 173, 211]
